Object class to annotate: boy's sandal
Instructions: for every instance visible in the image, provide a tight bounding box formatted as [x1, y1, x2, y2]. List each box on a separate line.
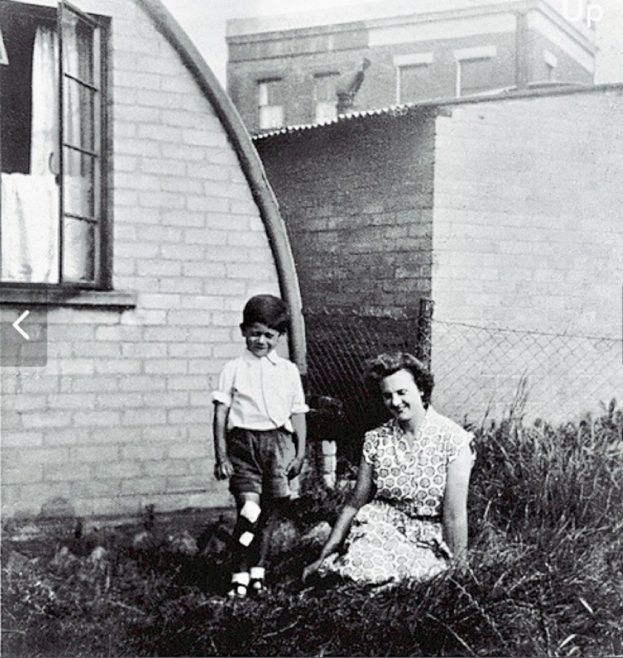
[249, 577, 265, 595]
[227, 583, 248, 598]
[249, 566, 266, 596]
[228, 572, 249, 598]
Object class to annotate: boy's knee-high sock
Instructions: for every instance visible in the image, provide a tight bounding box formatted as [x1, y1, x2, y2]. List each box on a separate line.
[247, 525, 264, 567]
[231, 500, 261, 570]
[231, 545, 250, 574]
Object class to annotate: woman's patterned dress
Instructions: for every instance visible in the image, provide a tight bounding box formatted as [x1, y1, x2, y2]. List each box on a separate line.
[320, 407, 475, 584]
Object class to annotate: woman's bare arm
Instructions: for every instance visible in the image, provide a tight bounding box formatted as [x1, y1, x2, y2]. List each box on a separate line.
[303, 455, 374, 578]
[442, 444, 474, 559]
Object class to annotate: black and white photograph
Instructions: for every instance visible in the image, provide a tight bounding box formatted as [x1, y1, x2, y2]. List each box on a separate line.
[1, 0, 622, 655]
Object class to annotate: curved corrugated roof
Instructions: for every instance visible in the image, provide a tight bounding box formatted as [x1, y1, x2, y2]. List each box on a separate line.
[138, 0, 306, 371]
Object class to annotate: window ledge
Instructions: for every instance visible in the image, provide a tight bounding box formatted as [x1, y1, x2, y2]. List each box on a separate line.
[0, 286, 137, 309]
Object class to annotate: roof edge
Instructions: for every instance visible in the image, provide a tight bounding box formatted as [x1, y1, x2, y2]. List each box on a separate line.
[137, 0, 306, 372]
[253, 82, 623, 141]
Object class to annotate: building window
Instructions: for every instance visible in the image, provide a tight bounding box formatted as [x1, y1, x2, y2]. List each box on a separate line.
[457, 58, 493, 97]
[258, 78, 284, 130]
[394, 53, 433, 103]
[313, 72, 339, 122]
[454, 46, 497, 97]
[397, 65, 431, 103]
[0, 1, 108, 287]
[544, 50, 558, 82]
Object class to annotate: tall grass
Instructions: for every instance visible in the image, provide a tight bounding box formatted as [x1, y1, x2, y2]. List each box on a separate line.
[2, 402, 622, 657]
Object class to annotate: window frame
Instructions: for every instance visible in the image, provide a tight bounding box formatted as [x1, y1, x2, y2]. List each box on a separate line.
[312, 71, 339, 122]
[454, 45, 497, 98]
[393, 53, 433, 104]
[257, 77, 284, 130]
[0, 0, 112, 292]
[544, 50, 558, 82]
[0, 24, 8, 65]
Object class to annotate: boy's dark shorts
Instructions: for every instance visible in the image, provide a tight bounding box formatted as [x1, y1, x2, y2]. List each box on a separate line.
[227, 427, 296, 498]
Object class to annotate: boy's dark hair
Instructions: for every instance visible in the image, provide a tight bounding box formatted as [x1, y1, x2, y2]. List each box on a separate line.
[241, 295, 289, 334]
[365, 352, 434, 409]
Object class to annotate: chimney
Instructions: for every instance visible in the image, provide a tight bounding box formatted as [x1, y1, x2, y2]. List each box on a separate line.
[336, 58, 371, 114]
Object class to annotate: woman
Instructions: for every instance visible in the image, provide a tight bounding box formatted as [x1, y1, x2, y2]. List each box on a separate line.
[303, 352, 475, 585]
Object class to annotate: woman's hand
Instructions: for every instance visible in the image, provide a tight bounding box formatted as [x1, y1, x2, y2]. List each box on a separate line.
[302, 557, 325, 582]
[214, 457, 233, 480]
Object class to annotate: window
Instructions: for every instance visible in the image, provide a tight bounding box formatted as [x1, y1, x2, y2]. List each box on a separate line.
[457, 58, 493, 97]
[454, 46, 496, 98]
[258, 78, 284, 130]
[394, 53, 433, 104]
[544, 50, 558, 82]
[313, 72, 339, 122]
[397, 65, 430, 103]
[0, 25, 8, 65]
[0, 0, 107, 288]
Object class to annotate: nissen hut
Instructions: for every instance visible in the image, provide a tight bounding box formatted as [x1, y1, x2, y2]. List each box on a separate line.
[0, 0, 304, 520]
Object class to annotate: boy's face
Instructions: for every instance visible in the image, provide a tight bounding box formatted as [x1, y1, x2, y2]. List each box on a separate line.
[241, 322, 282, 358]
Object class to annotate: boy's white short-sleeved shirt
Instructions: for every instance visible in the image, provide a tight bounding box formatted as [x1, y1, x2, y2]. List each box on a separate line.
[212, 349, 309, 432]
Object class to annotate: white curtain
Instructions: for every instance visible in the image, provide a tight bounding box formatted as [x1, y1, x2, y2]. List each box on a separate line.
[1, 25, 59, 283]
[31, 25, 58, 176]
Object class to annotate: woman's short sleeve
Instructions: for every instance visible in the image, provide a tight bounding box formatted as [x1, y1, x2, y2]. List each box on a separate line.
[447, 427, 476, 465]
[362, 429, 379, 466]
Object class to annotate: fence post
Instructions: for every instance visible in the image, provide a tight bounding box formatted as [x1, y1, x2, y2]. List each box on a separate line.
[417, 297, 434, 368]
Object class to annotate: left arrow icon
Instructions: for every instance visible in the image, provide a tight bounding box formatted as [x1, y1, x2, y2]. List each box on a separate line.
[13, 310, 30, 340]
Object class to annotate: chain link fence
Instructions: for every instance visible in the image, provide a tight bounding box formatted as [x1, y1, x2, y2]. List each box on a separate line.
[430, 319, 623, 424]
[303, 302, 623, 451]
[303, 304, 428, 457]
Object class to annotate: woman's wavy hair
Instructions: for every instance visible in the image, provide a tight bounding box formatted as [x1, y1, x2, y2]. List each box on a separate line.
[365, 352, 434, 409]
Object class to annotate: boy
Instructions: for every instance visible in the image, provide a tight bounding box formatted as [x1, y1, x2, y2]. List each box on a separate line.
[212, 294, 308, 597]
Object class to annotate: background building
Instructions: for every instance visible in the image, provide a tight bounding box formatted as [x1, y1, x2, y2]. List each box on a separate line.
[254, 85, 623, 423]
[227, 0, 598, 132]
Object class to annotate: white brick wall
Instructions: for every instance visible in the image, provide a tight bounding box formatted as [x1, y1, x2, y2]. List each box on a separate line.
[0, 0, 282, 519]
[431, 90, 623, 421]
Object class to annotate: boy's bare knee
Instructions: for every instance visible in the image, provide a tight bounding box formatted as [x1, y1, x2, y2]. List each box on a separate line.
[240, 499, 261, 524]
[235, 495, 262, 547]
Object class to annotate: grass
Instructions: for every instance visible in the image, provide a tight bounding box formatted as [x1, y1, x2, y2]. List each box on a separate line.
[2, 401, 622, 657]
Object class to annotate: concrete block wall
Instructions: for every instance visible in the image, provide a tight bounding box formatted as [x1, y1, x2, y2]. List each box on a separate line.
[0, 0, 281, 519]
[256, 113, 436, 315]
[431, 89, 623, 421]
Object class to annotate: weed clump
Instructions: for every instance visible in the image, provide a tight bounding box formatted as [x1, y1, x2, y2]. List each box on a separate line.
[2, 402, 622, 656]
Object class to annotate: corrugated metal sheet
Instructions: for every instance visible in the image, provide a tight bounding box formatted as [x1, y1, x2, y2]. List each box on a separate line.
[251, 83, 621, 141]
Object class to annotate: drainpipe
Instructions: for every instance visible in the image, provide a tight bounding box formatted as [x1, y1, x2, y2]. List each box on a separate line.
[336, 58, 371, 114]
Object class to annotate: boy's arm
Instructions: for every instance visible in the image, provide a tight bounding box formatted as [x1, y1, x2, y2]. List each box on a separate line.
[287, 364, 308, 479]
[211, 362, 236, 480]
[287, 412, 307, 479]
[213, 402, 233, 480]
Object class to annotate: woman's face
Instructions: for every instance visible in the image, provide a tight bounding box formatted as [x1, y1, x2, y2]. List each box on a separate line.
[379, 368, 425, 425]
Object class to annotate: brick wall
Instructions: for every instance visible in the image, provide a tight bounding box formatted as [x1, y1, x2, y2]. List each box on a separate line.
[229, 31, 520, 130]
[256, 113, 436, 315]
[431, 88, 623, 421]
[0, 0, 282, 519]
[528, 30, 594, 83]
